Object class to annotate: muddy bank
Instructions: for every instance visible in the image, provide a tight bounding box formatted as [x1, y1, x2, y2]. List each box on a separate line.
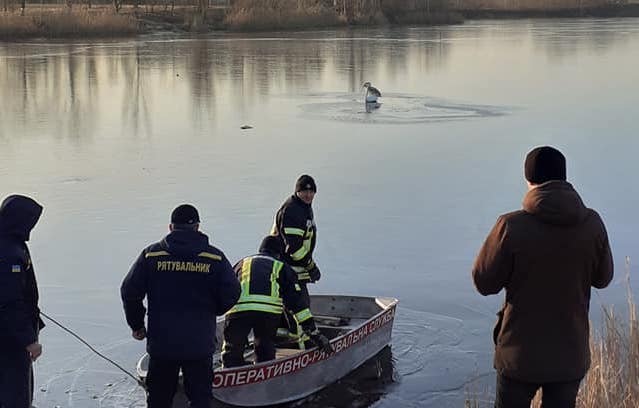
[136, 7, 226, 33]
[456, 3, 639, 19]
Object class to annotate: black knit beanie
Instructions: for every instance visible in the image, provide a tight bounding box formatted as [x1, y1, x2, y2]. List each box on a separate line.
[259, 235, 283, 258]
[295, 174, 317, 193]
[524, 146, 566, 184]
[171, 204, 200, 227]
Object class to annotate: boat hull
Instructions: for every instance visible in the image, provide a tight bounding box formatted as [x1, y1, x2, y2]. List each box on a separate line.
[214, 297, 396, 406]
[137, 295, 398, 407]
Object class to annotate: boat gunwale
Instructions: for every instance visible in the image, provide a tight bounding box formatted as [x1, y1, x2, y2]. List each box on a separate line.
[136, 295, 399, 385]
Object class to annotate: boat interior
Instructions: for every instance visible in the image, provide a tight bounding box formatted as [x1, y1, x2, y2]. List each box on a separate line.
[214, 295, 392, 365]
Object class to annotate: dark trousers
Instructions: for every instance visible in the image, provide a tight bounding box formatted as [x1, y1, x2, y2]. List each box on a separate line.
[145, 355, 212, 408]
[222, 312, 279, 368]
[0, 349, 32, 408]
[495, 373, 581, 408]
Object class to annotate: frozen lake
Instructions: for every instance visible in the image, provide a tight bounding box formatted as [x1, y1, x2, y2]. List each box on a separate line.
[1, 18, 638, 407]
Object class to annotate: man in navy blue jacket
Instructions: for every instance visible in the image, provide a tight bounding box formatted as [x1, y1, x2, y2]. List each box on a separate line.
[121, 204, 240, 408]
[0, 195, 44, 408]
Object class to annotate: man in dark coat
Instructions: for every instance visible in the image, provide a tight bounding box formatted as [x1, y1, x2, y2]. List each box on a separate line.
[472, 146, 614, 408]
[121, 204, 240, 408]
[0, 195, 44, 408]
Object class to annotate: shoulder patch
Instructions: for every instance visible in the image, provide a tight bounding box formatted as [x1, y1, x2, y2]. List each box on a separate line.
[145, 251, 170, 258]
[11, 265, 22, 273]
[198, 252, 222, 261]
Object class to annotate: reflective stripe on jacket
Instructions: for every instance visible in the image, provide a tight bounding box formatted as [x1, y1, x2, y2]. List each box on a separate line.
[120, 230, 240, 360]
[226, 254, 315, 331]
[270, 195, 317, 283]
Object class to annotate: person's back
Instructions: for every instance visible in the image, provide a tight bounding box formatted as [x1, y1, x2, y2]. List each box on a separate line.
[475, 180, 612, 382]
[121, 204, 240, 408]
[472, 146, 613, 407]
[222, 236, 331, 368]
[139, 227, 235, 359]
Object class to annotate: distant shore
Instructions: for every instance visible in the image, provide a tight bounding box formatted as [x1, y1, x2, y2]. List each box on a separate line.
[459, 3, 639, 19]
[1, 3, 639, 40]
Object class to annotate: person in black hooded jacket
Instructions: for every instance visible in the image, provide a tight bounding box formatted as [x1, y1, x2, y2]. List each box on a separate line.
[0, 194, 44, 408]
[120, 204, 240, 408]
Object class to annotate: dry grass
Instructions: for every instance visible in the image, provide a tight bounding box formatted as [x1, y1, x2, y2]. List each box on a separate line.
[380, 0, 462, 24]
[0, 10, 139, 38]
[467, 257, 639, 408]
[573, 258, 639, 408]
[224, 0, 343, 31]
[0, 13, 37, 37]
[223, 0, 460, 30]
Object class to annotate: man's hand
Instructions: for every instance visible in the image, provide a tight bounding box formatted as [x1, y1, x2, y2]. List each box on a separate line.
[132, 327, 146, 341]
[310, 333, 333, 355]
[308, 263, 321, 283]
[26, 342, 42, 361]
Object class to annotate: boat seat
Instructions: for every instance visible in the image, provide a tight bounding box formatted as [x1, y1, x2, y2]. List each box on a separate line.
[313, 315, 351, 327]
[275, 348, 304, 359]
[316, 317, 369, 334]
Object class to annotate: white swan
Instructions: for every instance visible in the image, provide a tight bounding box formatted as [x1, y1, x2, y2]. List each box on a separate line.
[362, 82, 382, 103]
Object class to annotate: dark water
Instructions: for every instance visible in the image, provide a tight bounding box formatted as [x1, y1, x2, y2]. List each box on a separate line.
[1, 18, 638, 407]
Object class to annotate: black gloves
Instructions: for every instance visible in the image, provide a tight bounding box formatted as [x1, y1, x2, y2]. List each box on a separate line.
[308, 263, 321, 283]
[310, 332, 333, 355]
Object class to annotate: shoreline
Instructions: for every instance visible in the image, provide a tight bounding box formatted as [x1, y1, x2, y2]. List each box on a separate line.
[1, 4, 639, 40]
[459, 4, 639, 19]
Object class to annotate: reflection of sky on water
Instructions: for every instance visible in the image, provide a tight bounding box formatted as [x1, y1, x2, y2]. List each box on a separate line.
[1, 19, 637, 142]
[1, 18, 638, 407]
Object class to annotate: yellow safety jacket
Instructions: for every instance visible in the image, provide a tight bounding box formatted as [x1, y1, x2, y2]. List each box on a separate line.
[226, 253, 314, 329]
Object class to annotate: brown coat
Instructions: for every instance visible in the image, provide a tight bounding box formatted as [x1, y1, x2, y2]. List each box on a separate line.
[472, 181, 613, 383]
